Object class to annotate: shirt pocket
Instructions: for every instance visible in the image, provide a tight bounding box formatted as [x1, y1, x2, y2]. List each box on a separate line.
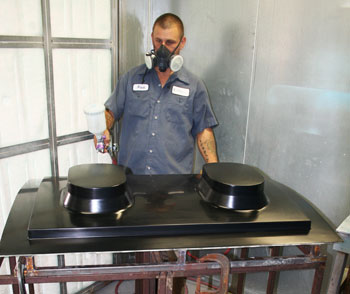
[126, 94, 150, 118]
[165, 97, 192, 124]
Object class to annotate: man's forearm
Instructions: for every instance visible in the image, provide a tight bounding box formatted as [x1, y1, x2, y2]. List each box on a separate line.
[197, 128, 218, 163]
[105, 109, 115, 130]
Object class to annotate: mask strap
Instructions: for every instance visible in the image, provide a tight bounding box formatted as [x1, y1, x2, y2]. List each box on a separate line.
[142, 68, 149, 84]
[170, 36, 183, 56]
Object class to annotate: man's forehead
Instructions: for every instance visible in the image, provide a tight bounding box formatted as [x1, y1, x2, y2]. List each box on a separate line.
[153, 24, 182, 38]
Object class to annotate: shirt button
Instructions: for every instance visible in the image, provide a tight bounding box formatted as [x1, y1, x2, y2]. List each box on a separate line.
[152, 132, 156, 136]
[149, 150, 153, 153]
[147, 166, 151, 170]
[154, 116, 158, 119]
[157, 100, 160, 103]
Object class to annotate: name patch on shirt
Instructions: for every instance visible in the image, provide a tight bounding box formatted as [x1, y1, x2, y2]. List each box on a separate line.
[133, 84, 149, 91]
[172, 86, 190, 97]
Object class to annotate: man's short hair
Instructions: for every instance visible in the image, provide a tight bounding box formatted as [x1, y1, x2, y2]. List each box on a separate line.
[153, 13, 184, 37]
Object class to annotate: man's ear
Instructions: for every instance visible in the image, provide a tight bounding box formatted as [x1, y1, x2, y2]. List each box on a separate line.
[179, 36, 187, 50]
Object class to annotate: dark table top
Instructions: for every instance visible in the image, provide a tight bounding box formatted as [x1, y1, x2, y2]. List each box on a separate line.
[0, 175, 341, 257]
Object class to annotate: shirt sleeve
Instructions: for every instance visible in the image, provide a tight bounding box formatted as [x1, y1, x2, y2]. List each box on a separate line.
[104, 72, 128, 120]
[191, 79, 218, 137]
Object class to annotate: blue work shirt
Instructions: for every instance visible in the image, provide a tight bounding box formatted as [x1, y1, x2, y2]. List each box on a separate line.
[105, 64, 218, 175]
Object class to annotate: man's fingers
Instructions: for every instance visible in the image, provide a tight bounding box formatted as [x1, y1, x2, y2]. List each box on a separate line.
[103, 129, 110, 152]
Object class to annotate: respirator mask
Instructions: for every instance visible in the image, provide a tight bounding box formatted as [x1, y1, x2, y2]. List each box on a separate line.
[145, 40, 184, 72]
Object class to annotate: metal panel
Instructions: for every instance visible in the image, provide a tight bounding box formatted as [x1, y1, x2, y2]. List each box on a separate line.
[0, 176, 341, 256]
[51, 37, 112, 49]
[0, 36, 43, 48]
[245, 0, 350, 226]
[118, 0, 153, 75]
[244, 2, 350, 291]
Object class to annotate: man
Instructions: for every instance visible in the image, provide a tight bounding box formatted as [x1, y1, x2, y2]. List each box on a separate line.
[103, 13, 218, 174]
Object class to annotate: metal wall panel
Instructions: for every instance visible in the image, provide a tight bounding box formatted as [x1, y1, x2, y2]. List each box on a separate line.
[245, 0, 350, 226]
[118, 0, 149, 75]
[244, 2, 350, 291]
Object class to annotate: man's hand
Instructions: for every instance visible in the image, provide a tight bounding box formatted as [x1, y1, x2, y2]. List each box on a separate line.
[93, 129, 111, 153]
[93, 109, 115, 153]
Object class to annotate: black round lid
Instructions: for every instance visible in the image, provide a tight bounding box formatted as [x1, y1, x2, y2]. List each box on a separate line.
[68, 164, 126, 189]
[203, 162, 264, 194]
[64, 164, 131, 214]
[198, 162, 268, 210]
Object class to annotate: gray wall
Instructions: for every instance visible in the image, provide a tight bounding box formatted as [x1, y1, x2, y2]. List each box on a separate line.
[119, 0, 350, 292]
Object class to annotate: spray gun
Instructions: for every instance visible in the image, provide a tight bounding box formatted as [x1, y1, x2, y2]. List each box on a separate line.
[84, 103, 118, 161]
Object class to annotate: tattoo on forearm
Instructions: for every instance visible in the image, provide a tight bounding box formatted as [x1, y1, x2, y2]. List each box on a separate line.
[198, 128, 218, 163]
[199, 138, 217, 162]
[199, 139, 209, 161]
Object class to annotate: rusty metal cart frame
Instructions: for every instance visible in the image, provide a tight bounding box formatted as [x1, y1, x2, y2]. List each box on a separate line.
[1, 244, 327, 294]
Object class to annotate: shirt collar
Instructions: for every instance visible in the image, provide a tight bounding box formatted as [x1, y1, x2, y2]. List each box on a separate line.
[171, 68, 190, 85]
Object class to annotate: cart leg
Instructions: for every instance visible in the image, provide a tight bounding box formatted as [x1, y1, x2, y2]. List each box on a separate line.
[266, 247, 281, 294]
[135, 252, 156, 294]
[9, 257, 19, 294]
[237, 248, 248, 294]
[311, 264, 325, 294]
[327, 251, 348, 294]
